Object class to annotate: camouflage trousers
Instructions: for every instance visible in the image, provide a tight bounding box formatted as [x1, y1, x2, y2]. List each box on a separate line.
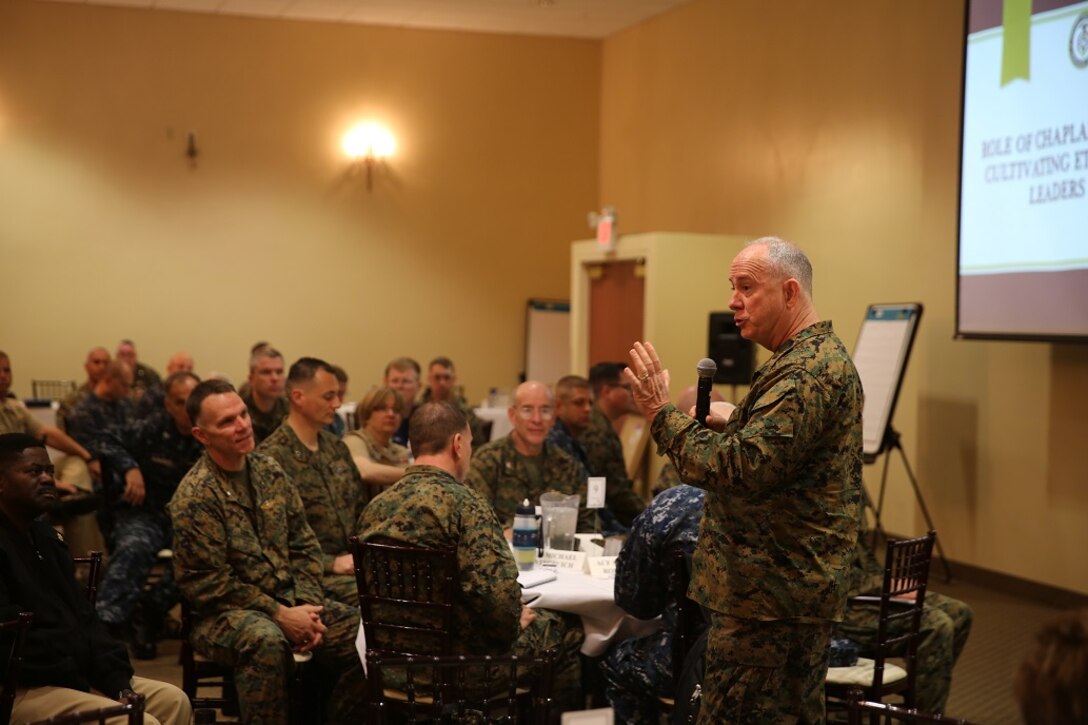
[836, 591, 973, 713]
[699, 614, 833, 725]
[513, 608, 584, 715]
[322, 572, 358, 607]
[192, 600, 364, 725]
[599, 627, 674, 725]
[96, 509, 174, 627]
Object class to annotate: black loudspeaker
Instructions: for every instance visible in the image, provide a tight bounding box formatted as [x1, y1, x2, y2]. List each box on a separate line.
[707, 312, 754, 385]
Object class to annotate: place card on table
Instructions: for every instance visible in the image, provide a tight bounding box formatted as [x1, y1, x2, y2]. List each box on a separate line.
[587, 555, 618, 578]
[586, 477, 606, 509]
[539, 548, 587, 571]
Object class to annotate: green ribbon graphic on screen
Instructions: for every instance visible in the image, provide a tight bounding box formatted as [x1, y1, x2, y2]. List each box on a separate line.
[1001, 0, 1031, 85]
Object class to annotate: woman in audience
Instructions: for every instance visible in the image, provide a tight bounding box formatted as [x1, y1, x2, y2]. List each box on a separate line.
[1015, 608, 1088, 725]
[343, 386, 410, 485]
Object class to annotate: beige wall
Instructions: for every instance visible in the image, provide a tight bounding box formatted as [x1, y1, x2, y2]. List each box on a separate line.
[599, 0, 1088, 593]
[0, 0, 599, 402]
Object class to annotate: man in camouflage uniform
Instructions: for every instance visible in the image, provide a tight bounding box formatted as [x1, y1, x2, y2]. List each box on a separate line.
[465, 380, 594, 533]
[66, 360, 144, 543]
[116, 339, 162, 401]
[626, 237, 863, 724]
[241, 346, 289, 445]
[837, 511, 973, 713]
[420, 356, 489, 448]
[169, 380, 362, 725]
[547, 373, 644, 533]
[581, 363, 647, 528]
[95, 371, 203, 659]
[383, 356, 422, 447]
[358, 401, 583, 708]
[259, 358, 367, 605]
[601, 483, 706, 724]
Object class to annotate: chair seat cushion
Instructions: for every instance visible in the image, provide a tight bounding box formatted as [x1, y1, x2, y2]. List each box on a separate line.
[825, 657, 907, 686]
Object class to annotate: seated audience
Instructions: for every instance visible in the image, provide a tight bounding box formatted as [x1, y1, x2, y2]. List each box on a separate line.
[165, 352, 194, 375]
[259, 358, 367, 605]
[383, 357, 421, 447]
[342, 386, 410, 487]
[137, 352, 196, 416]
[837, 513, 974, 714]
[116, 339, 162, 401]
[357, 402, 584, 709]
[0, 433, 191, 725]
[465, 380, 594, 533]
[420, 356, 488, 447]
[600, 482, 705, 725]
[1015, 608, 1088, 725]
[95, 371, 202, 659]
[241, 346, 289, 445]
[169, 380, 362, 725]
[581, 363, 647, 527]
[547, 373, 643, 533]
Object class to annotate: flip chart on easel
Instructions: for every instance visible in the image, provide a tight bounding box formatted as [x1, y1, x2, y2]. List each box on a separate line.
[852, 303, 923, 460]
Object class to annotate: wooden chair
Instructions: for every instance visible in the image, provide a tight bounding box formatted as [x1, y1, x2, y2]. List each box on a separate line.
[365, 651, 556, 725]
[657, 546, 703, 712]
[72, 552, 103, 607]
[846, 689, 978, 724]
[350, 536, 458, 658]
[1, 612, 34, 725]
[27, 693, 144, 725]
[827, 531, 937, 710]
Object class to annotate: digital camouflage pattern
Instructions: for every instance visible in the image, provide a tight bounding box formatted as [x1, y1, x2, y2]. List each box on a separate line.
[168, 451, 361, 724]
[577, 408, 646, 526]
[699, 614, 834, 724]
[357, 464, 584, 708]
[55, 383, 93, 432]
[651, 321, 863, 623]
[602, 484, 706, 724]
[240, 390, 290, 446]
[66, 393, 139, 496]
[464, 436, 595, 532]
[838, 516, 973, 712]
[259, 423, 368, 604]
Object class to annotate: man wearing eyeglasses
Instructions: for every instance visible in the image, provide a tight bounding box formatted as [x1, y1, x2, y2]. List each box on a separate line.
[465, 380, 594, 534]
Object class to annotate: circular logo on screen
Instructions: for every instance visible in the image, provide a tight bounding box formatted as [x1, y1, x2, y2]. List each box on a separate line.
[1072, 13, 1088, 68]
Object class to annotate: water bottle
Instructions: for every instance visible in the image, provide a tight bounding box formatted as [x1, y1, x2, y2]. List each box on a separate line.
[512, 498, 538, 571]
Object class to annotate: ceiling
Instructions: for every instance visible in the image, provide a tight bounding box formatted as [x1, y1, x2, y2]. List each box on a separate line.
[38, 0, 691, 38]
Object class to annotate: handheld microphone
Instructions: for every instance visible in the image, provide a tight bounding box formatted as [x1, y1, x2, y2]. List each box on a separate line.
[695, 358, 717, 426]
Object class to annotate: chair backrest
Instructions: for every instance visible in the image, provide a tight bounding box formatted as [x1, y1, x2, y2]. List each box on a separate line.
[867, 530, 937, 705]
[72, 552, 103, 607]
[668, 546, 702, 689]
[350, 536, 458, 658]
[28, 693, 144, 725]
[30, 380, 78, 402]
[1, 612, 34, 725]
[365, 650, 555, 725]
[847, 691, 977, 724]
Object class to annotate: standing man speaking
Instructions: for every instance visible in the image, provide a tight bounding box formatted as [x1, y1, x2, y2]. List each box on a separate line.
[625, 237, 863, 724]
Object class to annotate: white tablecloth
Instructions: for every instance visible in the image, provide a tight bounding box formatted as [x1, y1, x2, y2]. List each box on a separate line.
[525, 568, 660, 657]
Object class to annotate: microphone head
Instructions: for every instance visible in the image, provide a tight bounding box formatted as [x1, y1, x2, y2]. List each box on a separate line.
[696, 358, 718, 379]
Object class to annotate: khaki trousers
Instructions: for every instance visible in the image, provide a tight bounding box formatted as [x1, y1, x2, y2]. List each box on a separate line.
[11, 676, 192, 725]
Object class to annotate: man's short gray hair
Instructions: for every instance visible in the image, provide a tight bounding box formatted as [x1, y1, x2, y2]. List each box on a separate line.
[746, 236, 813, 298]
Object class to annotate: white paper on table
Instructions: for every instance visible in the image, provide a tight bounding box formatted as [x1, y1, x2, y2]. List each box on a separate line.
[517, 568, 558, 588]
[586, 477, 606, 508]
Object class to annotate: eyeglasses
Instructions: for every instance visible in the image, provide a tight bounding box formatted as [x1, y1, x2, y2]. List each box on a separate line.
[514, 405, 555, 421]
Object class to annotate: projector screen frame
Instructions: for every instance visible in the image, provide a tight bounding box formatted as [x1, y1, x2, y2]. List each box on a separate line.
[954, 0, 1088, 345]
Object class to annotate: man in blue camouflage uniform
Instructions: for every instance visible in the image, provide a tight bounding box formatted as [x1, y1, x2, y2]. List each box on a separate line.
[169, 380, 362, 725]
[259, 358, 367, 605]
[94, 371, 203, 659]
[601, 483, 705, 724]
[626, 237, 863, 724]
[466, 380, 595, 533]
[838, 511, 973, 713]
[66, 360, 143, 544]
[358, 402, 584, 709]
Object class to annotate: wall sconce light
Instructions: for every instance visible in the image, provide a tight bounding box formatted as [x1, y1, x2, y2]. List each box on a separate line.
[341, 122, 396, 191]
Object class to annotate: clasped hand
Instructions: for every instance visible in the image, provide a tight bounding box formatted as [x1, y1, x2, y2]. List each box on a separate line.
[274, 604, 327, 652]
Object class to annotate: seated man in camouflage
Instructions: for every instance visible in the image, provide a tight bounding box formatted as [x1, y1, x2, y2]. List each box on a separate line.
[241, 345, 289, 446]
[358, 401, 583, 708]
[837, 509, 973, 714]
[259, 358, 367, 605]
[420, 356, 489, 448]
[465, 380, 594, 533]
[169, 379, 362, 725]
